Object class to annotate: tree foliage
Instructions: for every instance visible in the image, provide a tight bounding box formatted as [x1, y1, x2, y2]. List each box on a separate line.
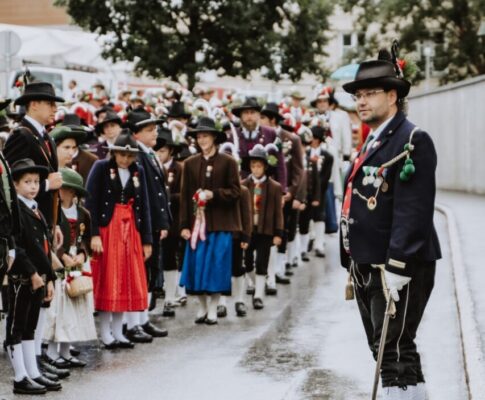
[56, 0, 334, 88]
[338, 0, 485, 84]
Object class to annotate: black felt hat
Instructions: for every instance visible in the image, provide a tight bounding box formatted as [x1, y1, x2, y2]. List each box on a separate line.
[105, 130, 140, 153]
[14, 82, 65, 106]
[0, 98, 11, 112]
[127, 107, 163, 132]
[187, 117, 226, 144]
[167, 102, 192, 119]
[343, 59, 410, 98]
[261, 102, 284, 122]
[10, 158, 49, 181]
[231, 97, 262, 118]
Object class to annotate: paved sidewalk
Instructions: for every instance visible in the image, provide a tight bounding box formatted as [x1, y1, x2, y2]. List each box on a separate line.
[437, 190, 485, 358]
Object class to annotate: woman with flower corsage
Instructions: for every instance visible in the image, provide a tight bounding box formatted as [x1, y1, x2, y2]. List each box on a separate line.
[43, 168, 97, 368]
[179, 117, 241, 325]
[85, 131, 152, 349]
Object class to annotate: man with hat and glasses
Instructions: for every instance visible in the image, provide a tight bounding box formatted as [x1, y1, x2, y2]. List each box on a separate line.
[124, 107, 170, 342]
[3, 82, 67, 375]
[340, 47, 441, 399]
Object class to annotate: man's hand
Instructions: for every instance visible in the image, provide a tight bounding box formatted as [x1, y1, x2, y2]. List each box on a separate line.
[91, 236, 103, 254]
[273, 236, 282, 247]
[160, 230, 168, 240]
[240, 242, 249, 250]
[181, 229, 191, 240]
[203, 190, 213, 201]
[47, 172, 63, 191]
[44, 281, 54, 302]
[311, 200, 320, 207]
[283, 192, 292, 203]
[299, 203, 306, 211]
[384, 270, 411, 302]
[143, 244, 152, 260]
[31, 272, 45, 291]
[292, 199, 302, 210]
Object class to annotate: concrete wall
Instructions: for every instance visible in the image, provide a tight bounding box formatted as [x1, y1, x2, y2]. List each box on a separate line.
[408, 75, 485, 194]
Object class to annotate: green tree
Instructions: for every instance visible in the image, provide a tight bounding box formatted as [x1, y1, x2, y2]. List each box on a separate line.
[338, 0, 485, 84]
[56, 0, 334, 88]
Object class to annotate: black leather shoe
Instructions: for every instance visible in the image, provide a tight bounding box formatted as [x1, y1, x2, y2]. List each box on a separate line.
[42, 371, 59, 382]
[162, 304, 176, 317]
[32, 375, 62, 391]
[117, 340, 135, 349]
[43, 354, 70, 369]
[253, 298, 264, 310]
[204, 318, 218, 325]
[13, 377, 46, 395]
[265, 284, 277, 296]
[142, 321, 168, 338]
[69, 346, 80, 357]
[126, 326, 153, 343]
[62, 356, 86, 368]
[102, 340, 119, 350]
[246, 286, 255, 295]
[176, 296, 187, 306]
[235, 302, 247, 317]
[315, 249, 326, 258]
[301, 252, 310, 262]
[275, 274, 291, 284]
[285, 263, 294, 276]
[195, 314, 207, 324]
[217, 305, 227, 318]
[148, 294, 158, 311]
[37, 357, 70, 379]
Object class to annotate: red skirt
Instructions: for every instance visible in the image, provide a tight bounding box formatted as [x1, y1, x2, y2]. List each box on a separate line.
[91, 202, 148, 312]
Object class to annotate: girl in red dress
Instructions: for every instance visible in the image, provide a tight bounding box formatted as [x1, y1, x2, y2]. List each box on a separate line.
[85, 132, 152, 349]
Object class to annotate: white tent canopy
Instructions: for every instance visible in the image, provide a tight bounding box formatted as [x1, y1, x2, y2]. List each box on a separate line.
[0, 23, 130, 72]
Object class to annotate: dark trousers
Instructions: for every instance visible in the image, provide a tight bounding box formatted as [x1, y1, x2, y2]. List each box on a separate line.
[299, 202, 325, 234]
[244, 233, 273, 276]
[278, 201, 299, 254]
[352, 262, 436, 387]
[5, 277, 44, 346]
[162, 234, 183, 272]
[232, 239, 245, 278]
[146, 231, 162, 292]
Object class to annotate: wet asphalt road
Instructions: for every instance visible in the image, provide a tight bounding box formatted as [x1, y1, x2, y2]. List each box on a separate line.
[0, 213, 468, 399]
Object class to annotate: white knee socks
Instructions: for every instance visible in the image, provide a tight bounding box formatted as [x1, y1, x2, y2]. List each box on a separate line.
[46, 341, 59, 360]
[21, 340, 41, 379]
[111, 312, 128, 343]
[232, 276, 246, 303]
[196, 295, 208, 319]
[164, 270, 178, 304]
[99, 311, 115, 344]
[125, 312, 140, 330]
[7, 344, 28, 382]
[255, 275, 266, 299]
[314, 221, 326, 252]
[34, 308, 46, 356]
[59, 343, 71, 359]
[300, 233, 310, 255]
[266, 246, 277, 286]
[207, 294, 220, 320]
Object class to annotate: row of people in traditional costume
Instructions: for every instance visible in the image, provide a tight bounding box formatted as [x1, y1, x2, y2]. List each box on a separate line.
[0, 82, 348, 395]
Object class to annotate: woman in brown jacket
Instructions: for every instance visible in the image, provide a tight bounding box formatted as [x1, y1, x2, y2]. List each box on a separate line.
[179, 117, 241, 325]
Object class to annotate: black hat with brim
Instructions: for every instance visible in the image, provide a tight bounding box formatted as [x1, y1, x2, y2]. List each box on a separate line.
[154, 126, 186, 152]
[11, 158, 49, 181]
[231, 97, 262, 118]
[342, 60, 410, 98]
[14, 82, 65, 106]
[104, 130, 140, 153]
[167, 102, 192, 119]
[261, 102, 284, 122]
[127, 108, 163, 132]
[60, 167, 88, 197]
[0, 98, 11, 112]
[187, 117, 226, 145]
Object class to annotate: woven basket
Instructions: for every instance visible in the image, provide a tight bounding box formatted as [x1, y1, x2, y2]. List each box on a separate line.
[66, 276, 93, 298]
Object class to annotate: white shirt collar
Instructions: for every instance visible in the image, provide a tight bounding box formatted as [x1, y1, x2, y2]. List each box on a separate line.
[137, 140, 152, 154]
[25, 115, 46, 136]
[18, 194, 38, 210]
[250, 174, 267, 184]
[163, 158, 173, 170]
[242, 125, 260, 140]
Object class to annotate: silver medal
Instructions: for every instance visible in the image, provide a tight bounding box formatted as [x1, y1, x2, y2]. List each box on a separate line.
[373, 177, 383, 188]
[367, 175, 375, 184]
[362, 176, 369, 186]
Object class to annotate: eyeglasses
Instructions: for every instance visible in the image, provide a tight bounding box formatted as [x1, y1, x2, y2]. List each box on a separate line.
[351, 89, 385, 102]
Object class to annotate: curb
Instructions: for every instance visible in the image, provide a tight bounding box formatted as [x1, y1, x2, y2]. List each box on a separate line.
[435, 203, 485, 400]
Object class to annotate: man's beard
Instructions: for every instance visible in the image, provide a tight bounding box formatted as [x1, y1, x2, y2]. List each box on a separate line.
[242, 121, 257, 131]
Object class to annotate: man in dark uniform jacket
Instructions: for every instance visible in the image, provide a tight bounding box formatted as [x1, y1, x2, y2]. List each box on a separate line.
[3, 82, 64, 243]
[126, 107, 171, 341]
[340, 49, 441, 399]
